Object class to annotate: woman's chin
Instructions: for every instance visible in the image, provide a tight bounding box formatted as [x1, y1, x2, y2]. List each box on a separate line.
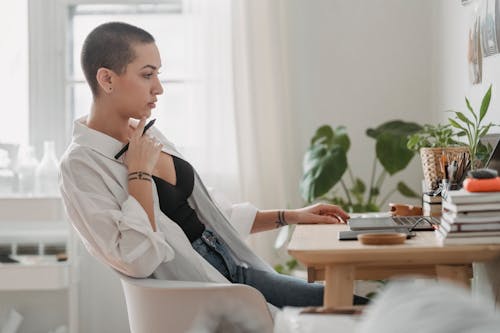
[130, 110, 152, 119]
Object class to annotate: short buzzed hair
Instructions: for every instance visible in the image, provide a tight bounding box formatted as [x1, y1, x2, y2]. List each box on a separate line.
[81, 22, 155, 96]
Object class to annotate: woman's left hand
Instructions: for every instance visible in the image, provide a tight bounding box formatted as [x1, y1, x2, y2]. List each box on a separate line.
[285, 203, 349, 225]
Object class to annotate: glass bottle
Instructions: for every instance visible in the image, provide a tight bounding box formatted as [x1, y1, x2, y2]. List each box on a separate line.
[16, 145, 39, 195]
[35, 141, 59, 196]
[0, 148, 15, 194]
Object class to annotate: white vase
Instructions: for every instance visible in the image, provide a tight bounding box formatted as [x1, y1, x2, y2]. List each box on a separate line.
[17, 145, 39, 195]
[0, 148, 15, 194]
[35, 141, 59, 196]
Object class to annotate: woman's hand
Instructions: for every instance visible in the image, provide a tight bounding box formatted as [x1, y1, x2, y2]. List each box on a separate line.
[285, 203, 349, 225]
[125, 117, 163, 174]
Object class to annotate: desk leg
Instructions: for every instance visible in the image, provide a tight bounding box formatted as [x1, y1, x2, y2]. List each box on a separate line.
[324, 264, 354, 308]
[436, 264, 471, 288]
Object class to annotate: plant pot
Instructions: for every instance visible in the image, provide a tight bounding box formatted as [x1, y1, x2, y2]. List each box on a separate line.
[420, 146, 470, 191]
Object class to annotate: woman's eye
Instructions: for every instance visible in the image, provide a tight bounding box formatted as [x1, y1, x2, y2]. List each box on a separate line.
[144, 73, 154, 79]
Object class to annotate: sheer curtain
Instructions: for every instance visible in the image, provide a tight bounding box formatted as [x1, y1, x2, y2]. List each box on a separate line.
[185, 0, 242, 201]
[189, 0, 295, 263]
[231, 0, 296, 263]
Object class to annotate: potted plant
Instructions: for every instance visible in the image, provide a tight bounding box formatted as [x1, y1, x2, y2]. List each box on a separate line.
[406, 124, 460, 151]
[448, 84, 497, 170]
[300, 120, 422, 212]
[407, 123, 469, 191]
[406, 85, 497, 191]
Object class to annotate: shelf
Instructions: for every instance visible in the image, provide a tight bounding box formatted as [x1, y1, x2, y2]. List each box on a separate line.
[0, 221, 68, 244]
[0, 196, 64, 222]
[0, 259, 69, 290]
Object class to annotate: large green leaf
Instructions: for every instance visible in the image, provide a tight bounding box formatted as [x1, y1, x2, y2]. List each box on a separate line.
[397, 181, 419, 198]
[367, 121, 421, 175]
[300, 143, 347, 202]
[311, 125, 350, 152]
[331, 126, 350, 152]
[311, 125, 333, 145]
[375, 132, 415, 175]
[366, 120, 422, 139]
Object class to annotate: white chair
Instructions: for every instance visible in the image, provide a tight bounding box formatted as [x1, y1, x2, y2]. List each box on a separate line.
[119, 273, 274, 333]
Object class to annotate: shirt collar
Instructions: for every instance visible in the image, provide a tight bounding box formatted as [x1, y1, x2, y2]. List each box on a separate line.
[72, 116, 127, 162]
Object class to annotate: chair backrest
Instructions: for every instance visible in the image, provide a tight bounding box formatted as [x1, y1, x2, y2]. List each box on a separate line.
[119, 274, 274, 333]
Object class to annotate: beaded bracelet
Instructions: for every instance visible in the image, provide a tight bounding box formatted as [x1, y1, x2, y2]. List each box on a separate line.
[128, 171, 152, 182]
[275, 210, 288, 228]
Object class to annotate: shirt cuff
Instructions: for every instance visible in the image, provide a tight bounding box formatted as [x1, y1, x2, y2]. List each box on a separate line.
[230, 202, 258, 238]
[120, 195, 174, 263]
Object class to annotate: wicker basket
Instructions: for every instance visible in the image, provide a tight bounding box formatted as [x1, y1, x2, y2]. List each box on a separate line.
[420, 146, 470, 191]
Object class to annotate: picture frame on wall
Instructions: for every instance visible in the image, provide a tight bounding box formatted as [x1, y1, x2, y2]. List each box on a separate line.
[480, 0, 499, 57]
[468, 7, 483, 84]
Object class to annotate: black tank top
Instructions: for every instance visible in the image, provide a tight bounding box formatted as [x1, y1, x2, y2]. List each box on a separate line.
[152, 156, 205, 242]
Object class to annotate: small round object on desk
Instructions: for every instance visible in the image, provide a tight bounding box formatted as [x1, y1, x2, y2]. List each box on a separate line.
[357, 233, 407, 245]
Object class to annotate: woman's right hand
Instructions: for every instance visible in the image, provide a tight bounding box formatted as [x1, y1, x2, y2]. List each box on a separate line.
[125, 117, 163, 174]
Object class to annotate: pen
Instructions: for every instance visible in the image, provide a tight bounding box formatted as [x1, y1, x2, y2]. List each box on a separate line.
[114, 119, 156, 159]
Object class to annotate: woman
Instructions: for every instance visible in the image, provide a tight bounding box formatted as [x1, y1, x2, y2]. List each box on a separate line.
[60, 21, 366, 308]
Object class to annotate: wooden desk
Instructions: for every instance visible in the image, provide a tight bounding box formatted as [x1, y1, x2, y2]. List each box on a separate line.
[288, 224, 500, 308]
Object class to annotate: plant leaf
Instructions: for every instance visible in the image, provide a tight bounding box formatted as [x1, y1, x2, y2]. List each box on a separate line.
[311, 125, 333, 146]
[476, 141, 492, 166]
[366, 120, 422, 139]
[331, 126, 351, 152]
[300, 144, 347, 202]
[350, 178, 366, 195]
[465, 97, 477, 122]
[455, 111, 474, 126]
[397, 181, 419, 198]
[448, 118, 467, 132]
[479, 123, 493, 138]
[376, 132, 416, 175]
[479, 85, 492, 122]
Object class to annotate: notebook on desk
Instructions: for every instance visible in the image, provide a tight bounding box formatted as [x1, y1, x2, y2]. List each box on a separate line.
[348, 215, 439, 231]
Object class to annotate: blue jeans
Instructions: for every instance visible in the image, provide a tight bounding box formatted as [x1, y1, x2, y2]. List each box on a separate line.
[192, 230, 368, 308]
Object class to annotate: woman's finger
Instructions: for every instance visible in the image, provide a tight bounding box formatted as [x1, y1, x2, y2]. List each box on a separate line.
[319, 205, 350, 220]
[132, 118, 147, 139]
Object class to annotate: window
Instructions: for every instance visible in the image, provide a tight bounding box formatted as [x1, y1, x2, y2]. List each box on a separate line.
[13, 0, 240, 198]
[68, 3, 197, 152]
[0, 0, 29, 145]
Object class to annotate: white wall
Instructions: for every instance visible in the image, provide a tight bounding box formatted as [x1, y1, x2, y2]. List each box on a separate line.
[431, 0, 500, 127]
[430, 0, 500, 304]
[282, 0, 434, 209]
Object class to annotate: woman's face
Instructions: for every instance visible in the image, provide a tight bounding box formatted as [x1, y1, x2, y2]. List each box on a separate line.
[111, 42, 164, 119]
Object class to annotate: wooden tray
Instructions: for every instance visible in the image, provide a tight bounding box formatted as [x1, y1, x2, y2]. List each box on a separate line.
[357, 233, 407, 245]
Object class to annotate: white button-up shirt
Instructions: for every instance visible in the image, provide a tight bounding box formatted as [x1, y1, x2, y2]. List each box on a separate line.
[60, 117, 274, 282]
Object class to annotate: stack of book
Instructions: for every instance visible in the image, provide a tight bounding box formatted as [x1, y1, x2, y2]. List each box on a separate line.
[422, 193, 442, 217]
[436, 189, 500, 245]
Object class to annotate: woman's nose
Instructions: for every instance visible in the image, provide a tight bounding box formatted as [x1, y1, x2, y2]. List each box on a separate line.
[153, 76, 163, 95]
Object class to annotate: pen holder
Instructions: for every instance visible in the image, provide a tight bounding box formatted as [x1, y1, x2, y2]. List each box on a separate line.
[420, 147, 470, 191]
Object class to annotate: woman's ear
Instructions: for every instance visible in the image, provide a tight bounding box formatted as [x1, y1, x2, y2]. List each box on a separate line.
[96, 68, 115, 94]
